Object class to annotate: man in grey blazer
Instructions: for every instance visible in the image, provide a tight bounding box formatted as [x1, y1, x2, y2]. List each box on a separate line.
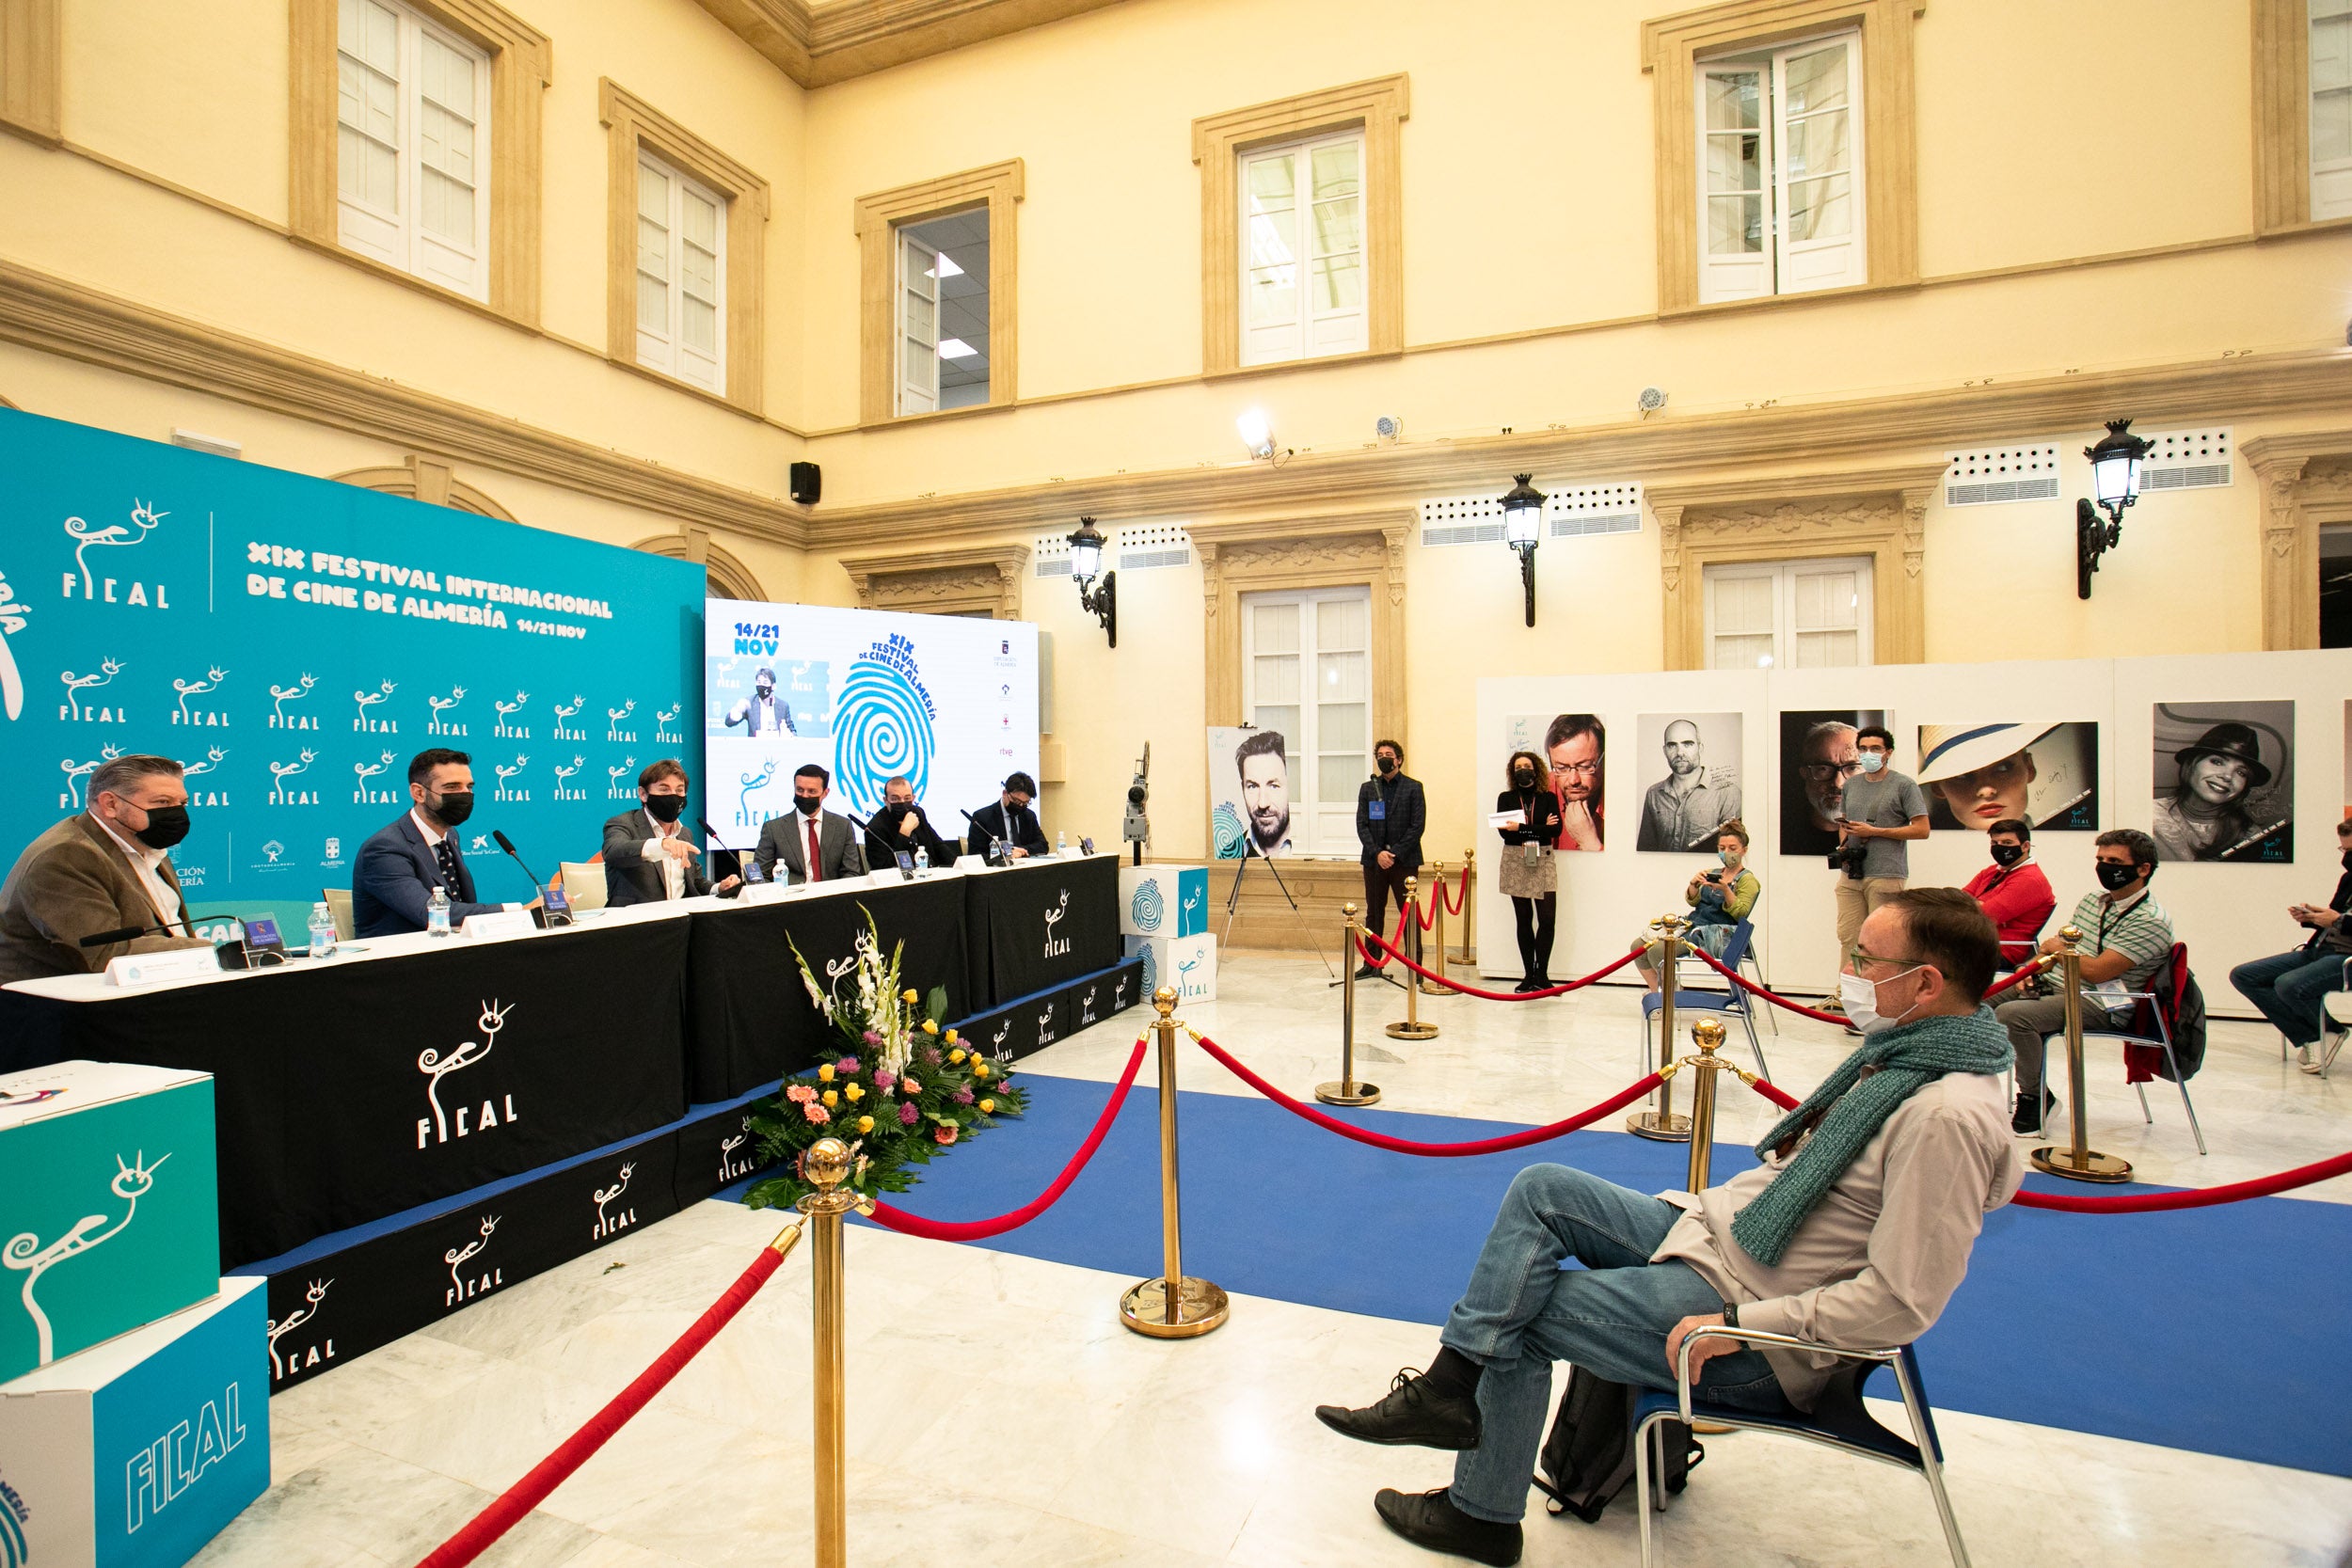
[755, 763, 866, 885]
[601, 758, 740, 906]
[0, 752, 210, 983]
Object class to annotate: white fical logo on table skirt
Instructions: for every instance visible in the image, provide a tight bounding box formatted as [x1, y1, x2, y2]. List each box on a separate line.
[59, 657, 125, 722]
[267, 1277, 333, 1382]
[4, 1151, 168, 1366]
[417, 1001, 517, 1149]
[268, 671, 318, 729]
[1035, 1001, 1057, 1046]
[719, 1117, 756, 1181]
[593, 1163, 637, 1239]
[444, 1215, 502, 1307]
[1080, 984, 1099, 1027]
[1043, 889, 1072, 958]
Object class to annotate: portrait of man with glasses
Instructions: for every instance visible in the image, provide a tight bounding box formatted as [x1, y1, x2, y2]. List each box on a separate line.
[1779, 709, 1884, 857]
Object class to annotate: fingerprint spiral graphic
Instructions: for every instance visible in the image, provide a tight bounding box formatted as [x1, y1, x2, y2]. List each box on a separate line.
[834, 657, 934, 814]
[1137, 942, 1159, 998]
[1130, 880, 1165, 932]
[1212, 801, 1248, 860]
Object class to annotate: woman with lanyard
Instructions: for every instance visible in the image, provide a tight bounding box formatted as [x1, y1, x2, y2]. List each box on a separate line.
[1495, 751, 1564, 992]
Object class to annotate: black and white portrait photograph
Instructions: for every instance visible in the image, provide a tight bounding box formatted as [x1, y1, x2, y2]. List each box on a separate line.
[1633, 712, 1743, 852]
[1778, 708, 1885, 858]
[2151, 701, 2294, 863]
[1917, 721, 2099, 832]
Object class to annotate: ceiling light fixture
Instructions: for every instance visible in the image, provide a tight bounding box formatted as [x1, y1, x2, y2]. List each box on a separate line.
[933, 252, 965, 278]
[938, 338, 978, 359]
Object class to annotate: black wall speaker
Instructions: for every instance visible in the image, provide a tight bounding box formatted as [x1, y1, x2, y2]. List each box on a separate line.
[789, 461, 821, 505]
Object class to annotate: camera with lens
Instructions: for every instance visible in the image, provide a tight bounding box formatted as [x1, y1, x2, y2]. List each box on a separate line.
[1828, 837, 1868, 879]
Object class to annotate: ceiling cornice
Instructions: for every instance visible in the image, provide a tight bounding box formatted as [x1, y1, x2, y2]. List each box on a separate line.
[691, 0, 1132, 88]
[802, 347, 2352, 546]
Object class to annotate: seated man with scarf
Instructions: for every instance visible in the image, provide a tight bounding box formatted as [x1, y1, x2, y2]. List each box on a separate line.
[1315, 887, 2021, 1566]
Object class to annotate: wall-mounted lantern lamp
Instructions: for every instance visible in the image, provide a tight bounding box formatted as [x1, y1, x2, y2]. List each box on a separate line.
[1068, 515, 1117, 646]
[1501, 473, 1545, 626]
[2076, 418, 2152, 599]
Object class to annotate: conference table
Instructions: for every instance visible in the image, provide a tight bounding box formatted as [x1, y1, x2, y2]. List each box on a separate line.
[0, 851, 1125, 1267]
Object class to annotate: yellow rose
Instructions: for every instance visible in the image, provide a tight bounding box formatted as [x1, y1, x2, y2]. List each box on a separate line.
[902, 989, 919, 1004]
[817, 1064, 835, 1083]
[921, 1020, 939, 1036]
[857, 1115, 874, 1133]
[948, 1048, 966, 1064]
[945, 1030, 959, 1045]
[844, 1084, 864, 1102]
[978, 1098, 994, 1115]
[822, 1089, 838, 1107]
[973, 1061, 991, 1080]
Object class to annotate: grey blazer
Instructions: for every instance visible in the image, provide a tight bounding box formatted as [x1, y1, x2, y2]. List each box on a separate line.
[600, 807, 714, 906]
[755, 810, 866, 885]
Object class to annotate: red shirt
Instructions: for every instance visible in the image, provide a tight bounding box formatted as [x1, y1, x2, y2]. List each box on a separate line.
[1963, 860, 2056, 956]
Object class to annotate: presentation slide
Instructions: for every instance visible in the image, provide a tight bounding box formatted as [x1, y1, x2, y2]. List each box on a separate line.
[0, 408, 706, 931]
[703, 599, 1040, 851]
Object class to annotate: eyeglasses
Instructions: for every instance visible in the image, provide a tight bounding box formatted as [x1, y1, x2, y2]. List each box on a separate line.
[1847, 947, 1931, 972]
[1551, 760, 1602, 779]
[1798, 761, 1862, 782]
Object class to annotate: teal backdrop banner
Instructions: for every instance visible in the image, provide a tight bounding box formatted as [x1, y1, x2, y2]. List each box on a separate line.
[0, 409, 706, 931]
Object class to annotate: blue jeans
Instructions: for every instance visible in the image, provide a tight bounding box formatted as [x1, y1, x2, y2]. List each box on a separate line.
[1439, 1164, 1785, 1524]
[2231, 948, 2350, 1048]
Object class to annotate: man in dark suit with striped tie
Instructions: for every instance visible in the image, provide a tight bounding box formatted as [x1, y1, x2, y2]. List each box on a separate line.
[353, 749, 524, 938]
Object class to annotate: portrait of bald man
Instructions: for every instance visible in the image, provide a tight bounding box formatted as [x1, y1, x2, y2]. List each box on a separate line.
[1635, 714, 1744, 852]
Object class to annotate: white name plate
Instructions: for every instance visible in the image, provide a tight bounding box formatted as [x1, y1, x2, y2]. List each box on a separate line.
[460, 910, 538, 941]
[738, 881, 788, 906]
[103, 947, 220, 988]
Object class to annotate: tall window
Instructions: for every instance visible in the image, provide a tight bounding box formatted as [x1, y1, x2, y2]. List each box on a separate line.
[1703, 557, 1873, 669]
[635, 151, 725, 393]
[1241, 586, 1371, 853]
[2314, 0, 2352, 219]
[896, 209, 990, 416]
[2322, 524, 2352, 647]
[1240, 131, 1367, 366]
[1696, 32, 1863, 303]
[336, 0, 490, 301]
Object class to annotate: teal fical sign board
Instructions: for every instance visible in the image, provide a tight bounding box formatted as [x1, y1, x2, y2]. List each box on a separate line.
[0, 409, 707, 933]
[0, 1062, 221, 1385]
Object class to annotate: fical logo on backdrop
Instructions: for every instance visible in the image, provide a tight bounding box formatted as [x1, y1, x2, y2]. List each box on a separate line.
[0, 410, 706, 930]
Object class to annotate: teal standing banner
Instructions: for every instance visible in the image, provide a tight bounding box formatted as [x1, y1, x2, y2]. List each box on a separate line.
[0, 410, 705, 929]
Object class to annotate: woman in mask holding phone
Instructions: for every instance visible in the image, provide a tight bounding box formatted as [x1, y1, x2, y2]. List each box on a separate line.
[1633, 820, 1759, 990]
[1495, 751, 1564, 991]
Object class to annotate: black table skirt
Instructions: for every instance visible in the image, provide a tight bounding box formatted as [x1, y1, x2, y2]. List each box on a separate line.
[963, 854, 1123, 1008]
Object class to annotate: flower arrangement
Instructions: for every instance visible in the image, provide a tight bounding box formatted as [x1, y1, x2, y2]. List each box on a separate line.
[742, 909, 1026, 1209]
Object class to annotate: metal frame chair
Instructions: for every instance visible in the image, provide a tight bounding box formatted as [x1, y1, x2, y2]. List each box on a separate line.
[2309, 958, 2351, 1079]
[2033, 980, 2207, 1156]
[1633, 1325, 1969, 1567]
[1640, 918, 1770, 1082]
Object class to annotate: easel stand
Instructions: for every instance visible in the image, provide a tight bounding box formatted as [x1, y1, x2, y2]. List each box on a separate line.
[1220, 845, 1334, 979]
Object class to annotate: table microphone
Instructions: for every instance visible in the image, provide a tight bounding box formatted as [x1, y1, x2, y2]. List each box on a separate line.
[697, 816, 747, 879]
[80, 917, 197, 947]
[489, 830, 548, 890]
[958, 808, 1008, 865]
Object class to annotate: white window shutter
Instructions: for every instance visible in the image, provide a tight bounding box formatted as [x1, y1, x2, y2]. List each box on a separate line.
[336, 0, 405, 267]
[898, 230, 940, 415]
[1305, 136, 1367, 356]
[1696, 64, 1771, 303]
[2312, 1, 2352, 220]
[333, 0, 489, 299]
[676, 184, 724, 392]
[1771, 37, 1864, 293]
[408, 24, 485, 300]
[636, 157, 675, 372]
[1240, 147, 1303, 365]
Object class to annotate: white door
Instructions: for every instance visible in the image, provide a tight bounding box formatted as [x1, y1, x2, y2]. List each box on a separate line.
[1240, 585, 1373, 853]
[1703, 556, 1874, 669]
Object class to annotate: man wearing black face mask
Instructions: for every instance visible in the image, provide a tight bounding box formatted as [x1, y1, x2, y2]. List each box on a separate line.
[1355, 738, 1426, 980]
[1992, 829, 2172, 1135]
[725, 669, 791, 736]
[354, 748, 527, 938]
[755, 764, 866, 884]
[865, 775, 956, 866]
[1961, 817, 2055, 969]
[0, 752, 212, 981]
[602, 759, 739, 906]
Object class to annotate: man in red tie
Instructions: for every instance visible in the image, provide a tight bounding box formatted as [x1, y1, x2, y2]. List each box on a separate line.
[754, 764, 866, 885]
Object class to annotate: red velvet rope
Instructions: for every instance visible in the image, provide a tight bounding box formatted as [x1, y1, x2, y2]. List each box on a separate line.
[1412, 892, 1438, 932]
[2010, 1149, 2352, 1212]
[1191, 1031, 1663, 1156]
[1358, 928, 1643, 1000]
[865, 1036, 1151, 1241]
[414, 1239, 790, 1568]
[1359, 901, 1417, 970]
[1438, 866, 1468, 917]
[1747, 1075, 1803, 1111]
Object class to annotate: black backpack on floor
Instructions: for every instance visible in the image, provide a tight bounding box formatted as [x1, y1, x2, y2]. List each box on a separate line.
[1531, 1365, 1703, 1523]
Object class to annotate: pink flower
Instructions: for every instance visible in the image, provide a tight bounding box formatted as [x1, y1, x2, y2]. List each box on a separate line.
[920, 1046, 942, 1067]
[872, 1069, 896, 1091]
[952, 1086, 975, 1105]
[786, 1084, 816, 1104]
[862, 1030, 882, 1045]
[898, 1102, 920, 1126]
[934, 1125, 958, 1146]
[835, 1057, 860, 1074]
[802, 1101, 831, 1125]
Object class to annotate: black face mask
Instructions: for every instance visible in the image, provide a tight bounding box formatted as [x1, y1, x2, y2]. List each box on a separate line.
[888, 800, 916, 818]
[132, 804, 191, 851]
[2340, 847, 2352, 871]
[2095, 861, 2140, 892]
[794, 795, 822, 816]
[1377, 756, 1398, 776]
[755, 686, 774, 700]
[1989, 842, 2025, 868]
[433, 790, 475, 828]
[644, 794, 687, 824]
[1512, 769, 1536, 789]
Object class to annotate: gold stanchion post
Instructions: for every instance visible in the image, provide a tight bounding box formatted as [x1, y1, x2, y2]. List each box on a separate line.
[1386, 878, 1440, 1041]
[1418, 860, 1450, 996]
[1120, 989, 1232, 1337]
[2030, 929, 2133, 1183]
[1629, 913, 1692, 1141]
[1319, 903, 1380, 1105]
[1678, 1018, 1737, 1434]
[1452, 848, 1477, 966]
[796, 1137, 859, 1568]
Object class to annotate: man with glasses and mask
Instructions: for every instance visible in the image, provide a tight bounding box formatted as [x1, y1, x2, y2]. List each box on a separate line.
[602, 758, 740, 906]
[0, 752, 212, 981]
[967, 771, 1050, 860]
[865, 774, 958, 868]
[1993, 828, 2173, 1135]
[355, 748, 534, 938]
[1312, 889, 2019, 1566]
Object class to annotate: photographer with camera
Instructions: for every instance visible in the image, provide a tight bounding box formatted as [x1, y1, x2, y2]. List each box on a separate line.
[1831, 726, 1929, 995]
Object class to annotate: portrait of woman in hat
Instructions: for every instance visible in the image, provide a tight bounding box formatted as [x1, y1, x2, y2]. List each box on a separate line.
[1917, 721, 2099, 832]
[2151, 702, 2295, 863]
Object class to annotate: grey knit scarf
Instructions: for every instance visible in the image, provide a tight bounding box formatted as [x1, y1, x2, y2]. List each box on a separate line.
[1730, 1006, 2011, 1267]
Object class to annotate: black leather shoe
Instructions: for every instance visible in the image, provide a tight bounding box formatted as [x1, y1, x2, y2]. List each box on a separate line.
[1373, 1487, 1522, 1566]
[2012, 1087, 2058, 1136]
[1316, 1369, 1482, 1450]
[1356, 962, 1384, 980]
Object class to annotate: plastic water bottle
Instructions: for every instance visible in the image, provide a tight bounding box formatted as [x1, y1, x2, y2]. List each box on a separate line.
[308, 901, 338, 958]
[1056, 831, 1068, 857]
[427, 886, 452, 938]
[914, 846, 930, 877]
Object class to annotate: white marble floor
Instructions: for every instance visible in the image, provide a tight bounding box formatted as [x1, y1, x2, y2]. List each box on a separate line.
[197, 953, 2352, 1568]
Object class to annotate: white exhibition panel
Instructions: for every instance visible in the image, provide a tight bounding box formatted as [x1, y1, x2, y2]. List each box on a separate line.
[1476, 650, 2352, 1013]
[703, 600, 1041, 853]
